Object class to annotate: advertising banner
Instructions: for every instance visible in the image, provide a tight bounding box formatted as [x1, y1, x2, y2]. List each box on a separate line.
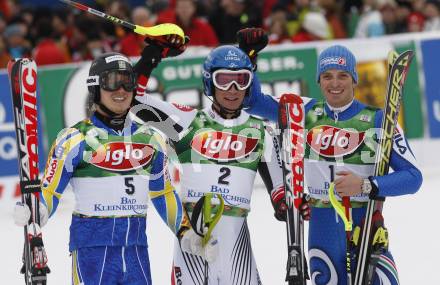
[0, 35, 435, 186]
[0, 75, 19, 177]
[421, 39, 440, 138]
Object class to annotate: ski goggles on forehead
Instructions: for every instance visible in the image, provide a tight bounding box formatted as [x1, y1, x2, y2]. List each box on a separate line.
[99, 70, 136, 92]
[212, 69, 253, 91]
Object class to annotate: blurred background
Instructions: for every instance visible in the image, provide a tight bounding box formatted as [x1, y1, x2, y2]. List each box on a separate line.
[0, 0, 440, 284]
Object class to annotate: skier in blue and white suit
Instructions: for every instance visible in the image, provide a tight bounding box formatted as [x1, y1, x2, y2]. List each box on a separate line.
[244, 44, 423, 285]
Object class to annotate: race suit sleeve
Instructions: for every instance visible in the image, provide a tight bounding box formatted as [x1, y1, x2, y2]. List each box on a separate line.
[40, 128, 84, 217]
[257, 124, 285, 204]
[370, 110, 423, 197]
[148, 135, 190, 235]
[243, 75, 279, 122]
[131, 76, 197, 142]
[244, 75, 316, 122]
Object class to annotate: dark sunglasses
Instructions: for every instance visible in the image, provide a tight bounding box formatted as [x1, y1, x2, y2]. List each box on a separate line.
[100, 70, 136, 92]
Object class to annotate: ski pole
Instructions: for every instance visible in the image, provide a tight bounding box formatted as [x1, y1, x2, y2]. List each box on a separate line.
[58, 0, 184, 40]
[329, 182, 353, 285]
[201, 193, 224, 246]
[190, 193, 224, 285]
[202, 193, 223, 285]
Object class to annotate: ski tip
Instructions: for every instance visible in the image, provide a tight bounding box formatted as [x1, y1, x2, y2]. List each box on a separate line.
[7, 59, 17, 73]
[387, 50, 399, 65]
[387, 50, 414, 68]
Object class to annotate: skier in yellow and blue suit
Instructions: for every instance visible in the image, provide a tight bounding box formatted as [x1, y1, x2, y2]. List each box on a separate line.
[14, 52, 191, 285]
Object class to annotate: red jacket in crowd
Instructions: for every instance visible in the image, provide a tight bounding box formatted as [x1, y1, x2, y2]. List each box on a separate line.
[157, 10, 219, 47]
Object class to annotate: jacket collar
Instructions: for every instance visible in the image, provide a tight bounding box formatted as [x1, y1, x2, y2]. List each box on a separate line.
[324, 99, 365, 121]
[91, 112, 138, 136]
[204, 104, 250, 127]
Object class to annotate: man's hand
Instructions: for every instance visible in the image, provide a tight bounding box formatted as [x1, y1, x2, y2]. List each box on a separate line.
[272, 188, 311, 221]
[134, 35, 190, 76]
[236, 28, 268, 62]
[145, 34, 190, 58]
[13, 201, 48, 227]
[299, 196, 311, 221]
[273, 197, 288, 221]
[179, 228, 219, 263]
[334, 171, 363, 197]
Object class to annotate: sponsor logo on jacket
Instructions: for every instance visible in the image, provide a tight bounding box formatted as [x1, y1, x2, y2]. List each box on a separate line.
[191, 131, 258, 161]
[43, 158, 59, 185]
[90, 142, 154, 171]
[307, 125, 365, 157]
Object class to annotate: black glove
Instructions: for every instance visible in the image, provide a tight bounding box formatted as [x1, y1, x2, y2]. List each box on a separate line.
[176, 225, 191, 242]
[134, 35, 190, 77]
[299, 195, 311, 221]
[236, 27, 268, 66]
[133, 43, 162, 77]
[273, 194, 311, 222]
[145, 34, 190, 58]
[273, 197, 288, 221]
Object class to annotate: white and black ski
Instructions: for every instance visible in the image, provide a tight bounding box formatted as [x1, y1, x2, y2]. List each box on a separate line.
[278, 94, 309, 285]
[353, 50, 414, 285]
[8, 58, 50, 285]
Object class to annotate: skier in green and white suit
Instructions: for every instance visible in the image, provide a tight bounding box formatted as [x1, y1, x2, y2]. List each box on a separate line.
[132, 34, 289, 284]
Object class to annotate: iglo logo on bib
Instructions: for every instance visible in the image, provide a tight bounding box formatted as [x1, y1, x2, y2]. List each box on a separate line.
[90, 142, 155, 171]
[191, 131, 258, 161]
[307, 125, 365, 157]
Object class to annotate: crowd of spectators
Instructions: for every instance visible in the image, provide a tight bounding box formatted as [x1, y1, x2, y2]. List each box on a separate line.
[0, 0, 439, 67]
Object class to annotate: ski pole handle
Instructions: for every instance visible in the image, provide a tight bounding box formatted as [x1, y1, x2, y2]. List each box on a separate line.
[328, 183, 352, 231]
[189, 193, 225, 247]
[59, 0, 184, 40]
[202, 193, 224, 247]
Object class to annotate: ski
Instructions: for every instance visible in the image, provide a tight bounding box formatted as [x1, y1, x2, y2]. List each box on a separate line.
[278, 94, 309, 285]
[8, 58, 50, 285]
[353, 50, 414, 285]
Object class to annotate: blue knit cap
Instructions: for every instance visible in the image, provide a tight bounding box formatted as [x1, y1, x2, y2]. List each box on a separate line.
[316, 45, 358, 83]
